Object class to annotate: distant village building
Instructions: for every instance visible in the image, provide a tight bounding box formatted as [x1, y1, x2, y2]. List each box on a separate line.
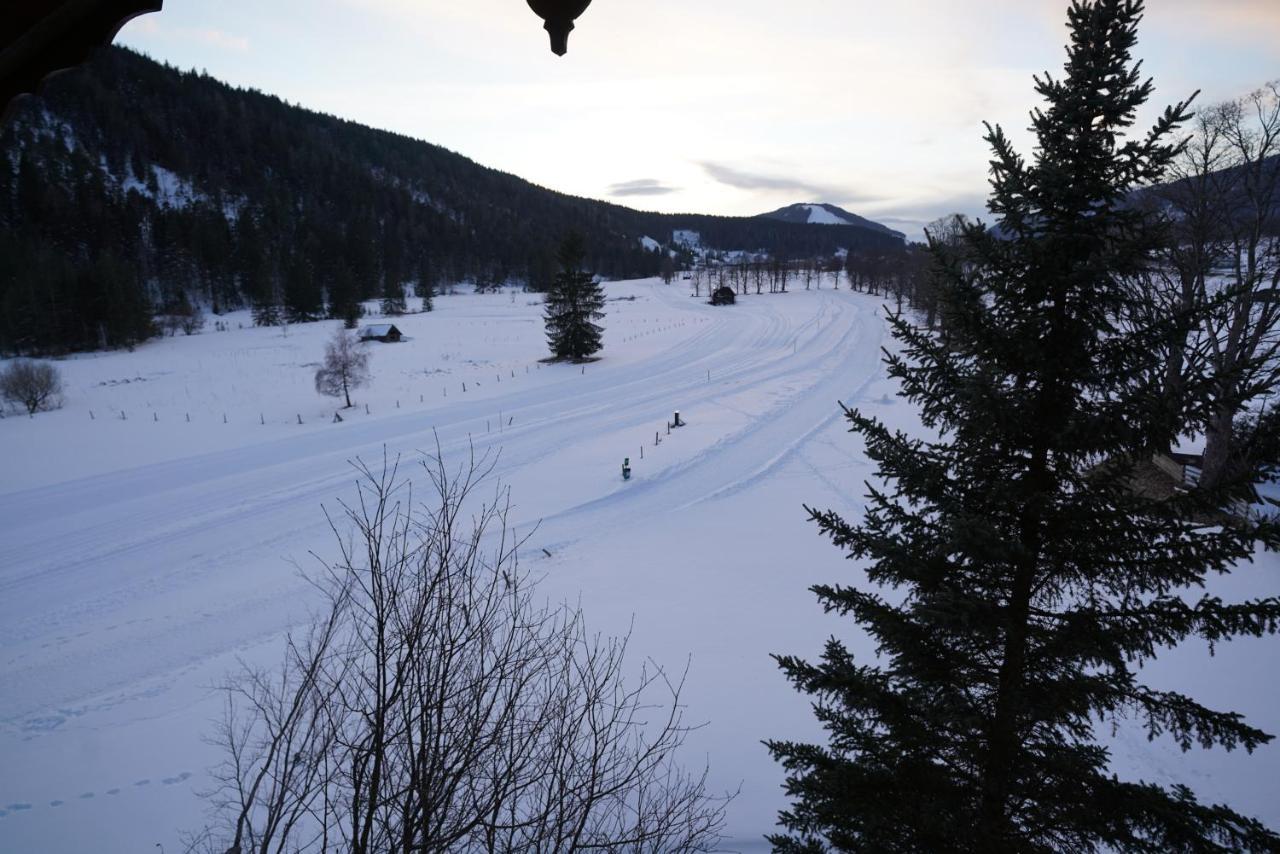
[710, 286, 736, 306]
[359, 323, 403, 343]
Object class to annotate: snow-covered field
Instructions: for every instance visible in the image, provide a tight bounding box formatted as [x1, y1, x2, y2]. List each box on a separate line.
[1, 278, 1277, 852]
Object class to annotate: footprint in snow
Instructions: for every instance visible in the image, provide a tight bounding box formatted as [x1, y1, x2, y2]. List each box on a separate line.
[6, 803, 32, 811]
[50, 800, 63, 807]
[161, 771, 193, 785]
[79, 792, 94, 799]
[134, 779, 150, 787]
[106, 789, 120, 796]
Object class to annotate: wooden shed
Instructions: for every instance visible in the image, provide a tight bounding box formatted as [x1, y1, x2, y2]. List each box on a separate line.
[710, 286, 736, 306]
[359, 323, 403, 343]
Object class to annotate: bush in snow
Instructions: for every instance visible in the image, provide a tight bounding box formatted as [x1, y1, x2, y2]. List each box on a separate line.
[1, 359, 63, 415]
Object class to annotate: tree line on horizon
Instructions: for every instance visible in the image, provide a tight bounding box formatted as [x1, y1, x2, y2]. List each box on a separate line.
[0, 45, 901, 357]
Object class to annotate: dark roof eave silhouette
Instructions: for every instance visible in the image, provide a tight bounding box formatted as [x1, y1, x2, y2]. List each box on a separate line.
[2, 0, 596, 125]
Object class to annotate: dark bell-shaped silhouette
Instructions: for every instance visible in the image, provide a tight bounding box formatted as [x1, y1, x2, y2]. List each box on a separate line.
[527, 0, 593, 56]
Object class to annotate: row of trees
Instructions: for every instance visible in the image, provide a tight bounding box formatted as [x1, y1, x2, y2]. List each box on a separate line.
[687, 249, 938, 320]
[771, 2, 1280, 851]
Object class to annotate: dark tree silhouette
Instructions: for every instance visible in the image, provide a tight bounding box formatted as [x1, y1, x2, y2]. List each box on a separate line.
[769, 2, 1280, 851]
[544, 232, 605, 361]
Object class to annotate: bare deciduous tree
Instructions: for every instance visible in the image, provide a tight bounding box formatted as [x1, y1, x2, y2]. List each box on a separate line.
[923, 213, 975, 329]
[1149, 82, 1280, 487]
[1197, 83, 1280, 487]
[202, 450, 730, 854]
[0, 359, 63, 414]
[315, 326, 371, 409]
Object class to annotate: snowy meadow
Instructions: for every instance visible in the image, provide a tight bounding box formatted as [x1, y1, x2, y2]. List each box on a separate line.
[1, 278, 1277, 852]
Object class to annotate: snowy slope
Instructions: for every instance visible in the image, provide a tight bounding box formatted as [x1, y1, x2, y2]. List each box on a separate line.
[756, 202, 906, 241]
[0, 279, 1277, 852]
[797, 203, 847, 225]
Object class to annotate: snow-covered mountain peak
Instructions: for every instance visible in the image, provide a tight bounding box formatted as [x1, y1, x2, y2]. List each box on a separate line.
[756, 202, 905, 241]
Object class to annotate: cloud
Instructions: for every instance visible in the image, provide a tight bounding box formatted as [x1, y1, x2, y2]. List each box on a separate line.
[125, 19, 249, 53]
[195, 28, 250, 52]
[870, 192, 990, 223]
[699, 161, 823, 195]
[865, 192, 992, 242]
[607, 178, 679, 197]
[698, 161, 878, 206]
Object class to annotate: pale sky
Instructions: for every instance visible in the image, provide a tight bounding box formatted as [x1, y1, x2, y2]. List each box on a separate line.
[117, 1, 1279, 241]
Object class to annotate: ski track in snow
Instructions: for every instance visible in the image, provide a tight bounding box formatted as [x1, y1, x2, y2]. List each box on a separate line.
[0, 282, 889, 849]
[3, 279, 1277, 852]
[0, 290, 872, 697]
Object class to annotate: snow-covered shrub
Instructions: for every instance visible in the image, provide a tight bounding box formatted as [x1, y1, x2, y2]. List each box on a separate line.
[0, 359, 63, 415]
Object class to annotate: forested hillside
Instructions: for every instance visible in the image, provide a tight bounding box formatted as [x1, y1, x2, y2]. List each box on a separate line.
[0, 46, 902, 355]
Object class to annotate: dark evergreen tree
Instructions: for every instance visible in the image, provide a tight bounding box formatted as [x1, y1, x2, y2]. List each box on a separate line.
[328, 264, 362, 329]
[768, 2, 1280, 852]
[414, 254, 435, 312]
[543, 232, 605, 361]
[249, 260, 282, 328]
[526, 246, 557, 294]
[94, 252, 153, 349]
[380, 274, 406, 316]
[283, 252, 323, 323]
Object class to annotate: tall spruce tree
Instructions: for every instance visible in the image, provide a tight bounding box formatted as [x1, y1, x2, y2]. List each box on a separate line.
[283, 253, 323, 323]
[380, 273, 407, 316]
[544, 232, 605, 361]
[768, 2, 1280, 851]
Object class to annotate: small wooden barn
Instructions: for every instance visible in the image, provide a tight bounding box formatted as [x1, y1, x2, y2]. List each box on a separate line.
[359, 323, 403, 343]
[710, 286, 736, 306]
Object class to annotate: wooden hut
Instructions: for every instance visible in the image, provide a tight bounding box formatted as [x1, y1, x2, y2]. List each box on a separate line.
[710, 286, 736, 306]
[359, 323, 403, 343]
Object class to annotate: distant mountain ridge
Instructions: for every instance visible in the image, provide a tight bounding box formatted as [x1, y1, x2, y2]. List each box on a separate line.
[758, 203, 905, 241]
